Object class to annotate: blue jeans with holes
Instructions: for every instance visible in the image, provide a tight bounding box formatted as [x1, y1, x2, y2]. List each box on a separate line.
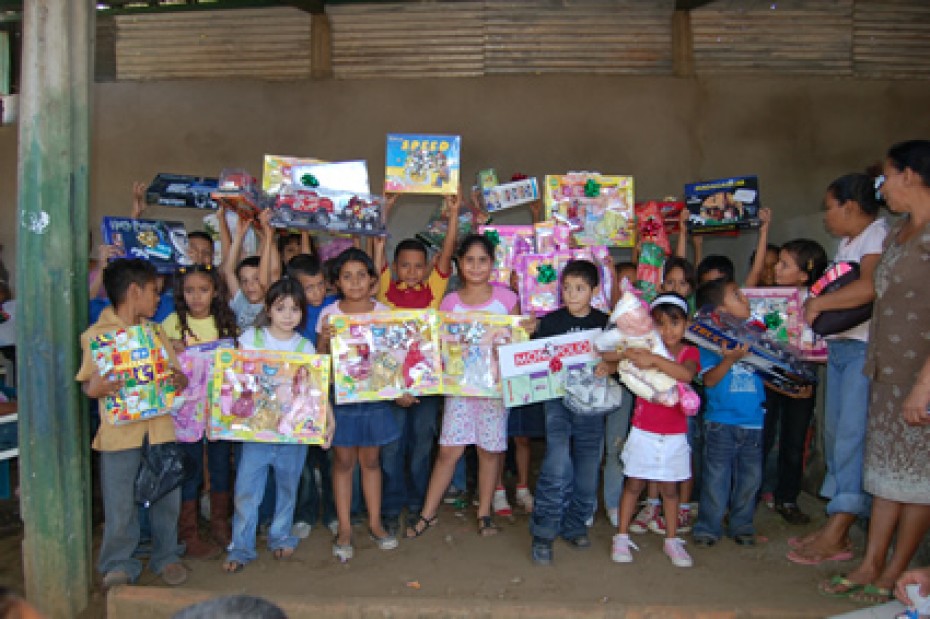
[529, 400, 605, 542]
[693, 422, 763, 540]
[381, 396, 440, 519]
[822, 339, 872, 518]
[227, 442, 308, 565]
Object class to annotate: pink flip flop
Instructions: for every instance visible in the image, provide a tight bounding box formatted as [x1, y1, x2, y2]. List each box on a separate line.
[786, 548, 854, 565]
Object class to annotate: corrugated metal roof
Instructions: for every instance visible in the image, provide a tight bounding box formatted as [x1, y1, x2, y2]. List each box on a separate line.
[115, 6, 312, 80]
[854, 0, 930, 78]
[691, 0, 853, 75]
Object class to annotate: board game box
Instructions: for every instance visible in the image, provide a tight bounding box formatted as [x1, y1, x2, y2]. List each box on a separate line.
[684, 175, 762, 233]
[101, 216, 190, 274]
[384, 134, 461, 195]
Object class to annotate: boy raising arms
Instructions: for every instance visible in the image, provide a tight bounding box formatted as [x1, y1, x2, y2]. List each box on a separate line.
[75, 259, 188, 590]
[372, 192, 459, 534]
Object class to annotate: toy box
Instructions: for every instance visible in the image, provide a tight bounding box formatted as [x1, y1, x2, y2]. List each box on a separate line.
[477, 169, 499, 191]
[483, 177, 540, 213]
[544, 173, 636, 247]
[270, 186, 385, 237]
[211, 168, 267, 221]
[684, 175, 762, 233]
[534, 221, 571, 254]
[497, 329, 601, 407]
[478, 224, 536, 285]
[209, 349, 330, 444]
[555, 247, 614, 313]
[170, 339, 234, 443]
[416, 209, 476, 251]
[743, 287, 826, 362]
[102, 216, 190, 274]
[329, 311, 443, 404]
[145, 173, 218, 209]
[384, 134, 461, 195]
[438, 313, 530, 397]
[262, 155, 324, 195]
[515, 253, 561, 316]
[288, 160, 371, 195]
[90, 325, 176, 425]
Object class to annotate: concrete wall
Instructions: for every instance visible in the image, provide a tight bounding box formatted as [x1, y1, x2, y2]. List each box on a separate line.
[2, 74, 930, 287]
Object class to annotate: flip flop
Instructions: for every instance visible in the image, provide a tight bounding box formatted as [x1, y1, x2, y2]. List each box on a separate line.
[849, 584, 893, 605]
[787, 548, 855, 565]
[819, 575, 865, 598]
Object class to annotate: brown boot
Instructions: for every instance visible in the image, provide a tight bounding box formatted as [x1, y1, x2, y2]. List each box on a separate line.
[179, 499, 221, 559]
[210, 491, 232, 547]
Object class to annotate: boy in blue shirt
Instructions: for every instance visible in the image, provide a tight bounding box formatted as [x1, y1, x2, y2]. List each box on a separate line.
[691, 278, 765, 547]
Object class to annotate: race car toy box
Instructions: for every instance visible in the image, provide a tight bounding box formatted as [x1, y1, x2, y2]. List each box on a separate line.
[384, 134, 461, 195]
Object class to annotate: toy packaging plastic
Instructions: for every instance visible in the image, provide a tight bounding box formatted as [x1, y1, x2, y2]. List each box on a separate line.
[477, 169, 499, 191]
[270, 185, 386, 237]
[170, 339, 234, 443]
[209, 349, 330, 444]
[634, 200, 686, 235]
[743, 287, 826, 362]
[686, 308, 819, 396]
[634, 201, 672, 255]
[262, 154, 324, 195]
[439, 313, 530, 397]
[146, 173, 218, 209]
[329, 311, 443, 404]
[289, 160, 371, 195]
[534, 221, 571, 253]
[483, 177, 540, 213]
[385, 134, 461, 195]
[91, 325, 177, 425]
[544, 173, 636, 248]
[210, 168, 267, 222]
[102, 216, 190, 274]
[515, 253, 561, 316]
[478, 224, 536, 285]
[635, 242, 665, 303]
[497, 329, 601, 407]
[417, 209, 476, 251]
[684, 175, 762, 234]
[555, 246, 614, 313]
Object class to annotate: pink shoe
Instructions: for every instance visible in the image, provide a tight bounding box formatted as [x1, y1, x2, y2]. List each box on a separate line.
[664, 537, 693, 568]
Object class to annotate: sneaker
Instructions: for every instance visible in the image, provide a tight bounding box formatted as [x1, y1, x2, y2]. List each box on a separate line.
[775, 503, 811, 525]
[611, 533, 639, 563]
[692, 535, 717, 548]
[531, 538, 553, 566]
[760, 491, 775, 509]
[630, 502, 659, 534]
[291, 521, 312, 539]
[648, 513, 667, 535]
[369, 530, 399, 551]
[664, 537, 694, 567]
[564, 534, 591, 550]
[443, 486, 466, 505]
[515, 486, 534, 513]
[585, 515, 594, 527]
[102, 570, 132, 592]
[381, 516, 401, 538]
[677, 508, 693, 534]
[606, 508, 619, 528]
[159, 562, 188, 586]
[492, 487, 512, 517]
[326, 520, 339, 536]
[734, 534, 756, 547]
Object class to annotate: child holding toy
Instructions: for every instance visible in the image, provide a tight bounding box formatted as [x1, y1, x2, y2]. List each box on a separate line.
[612, 292, 699, 568]
[217, 204, 271, 330]
[406, 234, 523, 538]
[162, 262, 239, 557]
[316, 248, 400, 561]
[224, 278, 330, 573]
[373, 192, 458, 534]
[76, 259, 189, 589]
[529, 260, 616, 565]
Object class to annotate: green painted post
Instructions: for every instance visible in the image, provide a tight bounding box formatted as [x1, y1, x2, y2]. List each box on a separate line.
[16, 1, 93, 617]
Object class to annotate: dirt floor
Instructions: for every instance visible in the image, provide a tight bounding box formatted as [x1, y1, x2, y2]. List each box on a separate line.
[1, 489, 870, 618]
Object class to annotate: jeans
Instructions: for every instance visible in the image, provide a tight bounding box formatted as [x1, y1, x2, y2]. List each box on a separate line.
[602, 386, 633, 513]
[821, 339, 872, 518]
[227, 442, 308, 564]
[762, 387, 815, 505]
[381, 396, 440, 518]
[294, 446, 336, 526]
[179, 439, 232, 502]
[530, 400, 605, 542]
[693, 422, 763, 540]
[99, 447, 181, 579]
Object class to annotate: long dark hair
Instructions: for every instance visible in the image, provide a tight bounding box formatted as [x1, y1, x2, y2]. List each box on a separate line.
[827, 172, 884, 216]
[173, 264, 238, 344]
[264, 277, 308, 332]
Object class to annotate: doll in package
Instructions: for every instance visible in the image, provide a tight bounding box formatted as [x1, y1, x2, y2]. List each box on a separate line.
[439, 313, 529, 397]
[479, 225, 536, 285]
[170, 339, 233, 443]
[516, 254, 560, 317]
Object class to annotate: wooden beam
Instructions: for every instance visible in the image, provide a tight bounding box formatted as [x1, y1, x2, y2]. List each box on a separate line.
[17, 0, 93, 616]
[672, 8, 694, 77]
[675, 0, 716, 10]
[310, 9, 332, 79]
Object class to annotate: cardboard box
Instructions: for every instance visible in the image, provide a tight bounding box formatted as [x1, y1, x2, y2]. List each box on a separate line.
[478, 224, 536, 285]
[384, 134, 461, 195]
[270, 187, 386, 237]
[101, 216, 190, 274]
[743, 287, 827, 362]
[498, 330, 601, 407]
[146, 173, 218, 209]
[477, 169, 499, 191]
[483, 177, 540, 213]
[544, 173, 636, 248]
[684, 175, 762, 233]
[329, 311, 443, 404]
[209, 349, 330, 444]
[170, 339, 234, 443]
[262, 155, 325, 195]
[438, 313, 529, 397]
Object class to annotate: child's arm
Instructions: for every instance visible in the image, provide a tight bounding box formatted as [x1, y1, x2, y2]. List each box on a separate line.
[674, 207, 689, 259]
[258, 209, 280, 289]
[621, 348, 697, 383]
[528, 198, 543, 225]
[372, 235, 387, 276]
[691, 234, 703, 266]
[743, 207, 772, 287]
[316, 318, 334, 355]
[702, 342, 750, 387]
[89, 244, 121, 299]
[222, 209, 249, 299]
[437, 192, 460, 276]
[903, 355, 930, 427]
[82, 369, 124, 399]
[300, 230, 312, 256]
[594, 359, 619, 376]
[131, 181, 148, 220]
[803, 253, 880, 324]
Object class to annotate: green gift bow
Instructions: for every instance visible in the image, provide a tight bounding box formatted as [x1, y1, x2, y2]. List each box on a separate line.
[300, 174, 320, 188]
[764, 310, 783, 330]
[536, 263, 557, 284]
[483, 229, 501, 247]
[584, 178, 601, 197]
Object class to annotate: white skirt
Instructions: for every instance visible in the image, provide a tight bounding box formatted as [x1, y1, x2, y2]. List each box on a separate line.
[621, 427, 691, 482]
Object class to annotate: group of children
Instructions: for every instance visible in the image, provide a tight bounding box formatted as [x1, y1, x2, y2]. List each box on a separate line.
[80, 172, 872, 590]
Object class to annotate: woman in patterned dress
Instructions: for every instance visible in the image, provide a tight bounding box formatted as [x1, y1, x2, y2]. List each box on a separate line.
[819, 140, 930, 604]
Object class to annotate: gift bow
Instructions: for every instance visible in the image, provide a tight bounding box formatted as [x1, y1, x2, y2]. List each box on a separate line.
[536, 263, 557, 284]
[300, 174, 320, 188]
[764, 311, 783, 330]
[584, 179, 601, 198]
[483, 229, 501, 247]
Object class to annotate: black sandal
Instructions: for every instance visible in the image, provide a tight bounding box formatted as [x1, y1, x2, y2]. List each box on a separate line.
[478, 515, 499, 537]
[405, 514, 438, 539]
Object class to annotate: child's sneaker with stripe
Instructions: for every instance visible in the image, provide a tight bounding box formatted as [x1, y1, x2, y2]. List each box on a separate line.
[630, 500, 660, 534]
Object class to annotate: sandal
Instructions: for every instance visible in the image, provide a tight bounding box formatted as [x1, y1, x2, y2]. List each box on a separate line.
[222, 560, 244, 574]
[478, 515, 500, 537]
[272, 547, 294, 560]
[818, 575, 865, 598]
[405, 514, 438, 539]
[849, 584, 894, 605]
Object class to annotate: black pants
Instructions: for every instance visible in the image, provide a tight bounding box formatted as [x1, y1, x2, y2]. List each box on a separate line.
[762, 387, 815, 505]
